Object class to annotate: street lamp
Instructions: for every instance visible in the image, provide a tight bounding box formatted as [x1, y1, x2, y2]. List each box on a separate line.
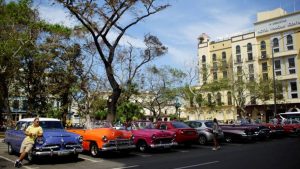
[174, 97, 181, 119]
[271, 44, 277, 118]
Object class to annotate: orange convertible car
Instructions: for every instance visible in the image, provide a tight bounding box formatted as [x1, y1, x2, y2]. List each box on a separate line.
[67, 121, 135, 157]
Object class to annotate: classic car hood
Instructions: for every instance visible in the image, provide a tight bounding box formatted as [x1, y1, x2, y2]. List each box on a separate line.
[92, 128, 130, 139]
[133, 129, 173, 137]
[43, 129, 79, 138]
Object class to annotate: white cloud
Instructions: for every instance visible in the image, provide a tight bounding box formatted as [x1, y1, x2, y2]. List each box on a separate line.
[38, 5, 77, 28]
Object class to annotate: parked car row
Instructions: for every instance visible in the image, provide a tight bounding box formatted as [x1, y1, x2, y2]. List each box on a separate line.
[4, 118, 300, 164]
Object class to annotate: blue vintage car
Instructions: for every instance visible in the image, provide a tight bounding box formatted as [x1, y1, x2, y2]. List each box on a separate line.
[4, 118, 83, 162]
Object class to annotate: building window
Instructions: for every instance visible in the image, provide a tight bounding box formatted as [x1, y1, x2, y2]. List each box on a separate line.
[247, 43, 253, 61]
[217, 92, 222, 106]
[272, 38, 279, 53]
[261, 51, 267, 59]
[222, 52, 226, 60]
[22, 100, 28, 110]
[13, 100, 19, 110]
[213, 62, 218, 70]
[202, 55, 206, 63]
[236, 45, 241, 63]
[289, 81, 298, 98]
[260, 41, 267, 59]
[248, 64, 254, 81]
[223, 71, 227, 79]
[286, 35, 294, 50]
[212, 54, 217, 61]
[263, 73, 268, 80]
[274, 60, 281, 76]
[213, 72, 218, 80]
[227, 92, 232, 105]
[287, 57, 296, 74]
[208, 93, 212, 105]
[260, 41, 266, 50]
[262, 62, 268, 72]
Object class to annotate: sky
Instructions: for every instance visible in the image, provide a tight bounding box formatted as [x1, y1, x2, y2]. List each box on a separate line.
[33, 0, 300, 71]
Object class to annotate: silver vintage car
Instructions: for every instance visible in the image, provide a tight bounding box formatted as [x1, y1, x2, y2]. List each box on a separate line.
[185, 120, 224, 145]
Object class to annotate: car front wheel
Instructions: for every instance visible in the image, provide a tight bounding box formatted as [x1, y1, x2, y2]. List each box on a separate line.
[90, 142, 99, 157]
[137, 141, 148, 152]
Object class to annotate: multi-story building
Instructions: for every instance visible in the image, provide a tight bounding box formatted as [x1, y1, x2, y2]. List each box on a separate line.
[195, 8, 300, 122]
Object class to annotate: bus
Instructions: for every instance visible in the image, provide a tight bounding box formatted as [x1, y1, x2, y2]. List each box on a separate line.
[279, 112, 300, 121]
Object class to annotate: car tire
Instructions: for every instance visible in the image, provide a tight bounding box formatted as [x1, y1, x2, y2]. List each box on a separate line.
[7, 144, 14, 155]
[90, 142, 99, 157]
[225, 136, 232, 143]
[137, 140, 148, 152]
[198, 135, 207, 145]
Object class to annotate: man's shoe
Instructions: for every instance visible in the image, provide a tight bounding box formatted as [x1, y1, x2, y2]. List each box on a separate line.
[217, 146, 221, 149]
[17, 161, 23, 168]
[212, 147, 217, 151]
[14, 160, 18, 168]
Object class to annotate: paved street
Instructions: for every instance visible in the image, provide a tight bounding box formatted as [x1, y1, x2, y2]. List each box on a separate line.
[1, 137, 300, 169]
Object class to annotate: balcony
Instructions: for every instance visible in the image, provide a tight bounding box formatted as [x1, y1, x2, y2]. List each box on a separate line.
[273, 49, 298, 58]
[276, 73, 298, 81]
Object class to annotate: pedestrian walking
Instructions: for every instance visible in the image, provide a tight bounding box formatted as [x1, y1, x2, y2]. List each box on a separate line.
[14, 117, 43, 168]
[212, 118, 220, 151]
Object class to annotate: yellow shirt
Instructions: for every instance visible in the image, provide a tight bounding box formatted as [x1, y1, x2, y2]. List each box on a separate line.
[24, 125, 43, 144]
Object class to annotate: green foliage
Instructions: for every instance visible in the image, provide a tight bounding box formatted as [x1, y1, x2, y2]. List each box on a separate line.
[116, 101, 144, 123]
[94, 110, 107, 120]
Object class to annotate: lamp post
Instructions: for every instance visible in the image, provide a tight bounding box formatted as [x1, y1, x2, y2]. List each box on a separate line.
[174, 97, 181, 119]
[271, 46, 277, 118]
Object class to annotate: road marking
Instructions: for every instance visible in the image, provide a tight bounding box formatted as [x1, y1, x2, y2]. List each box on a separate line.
[79, 156, 103, 163]
[173, 161, 220, 169]
[112, 165, 140, 169]
[0, 155, 39, 169]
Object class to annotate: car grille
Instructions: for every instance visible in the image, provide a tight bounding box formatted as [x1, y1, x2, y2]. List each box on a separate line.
[64, 143, 81, 149]
[40, 144, 60, 151]
[153, 138, 173, 144]
[108, 139, 132, 146]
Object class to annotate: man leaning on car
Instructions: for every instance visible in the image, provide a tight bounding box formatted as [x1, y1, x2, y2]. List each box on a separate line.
[14, 117, 43, 168]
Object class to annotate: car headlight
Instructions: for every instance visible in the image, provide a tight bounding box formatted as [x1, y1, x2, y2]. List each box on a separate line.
[102, 135, 108, 142]
[36, 137, 45, 145]
[78, 136, 83, 143]
[131, 134, 135, 140]
[151, 134, 156, 140]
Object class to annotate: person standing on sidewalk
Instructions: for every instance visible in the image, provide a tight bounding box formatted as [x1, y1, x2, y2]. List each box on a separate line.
[14, 117, 43, 168]
[212, 118, 220, 151]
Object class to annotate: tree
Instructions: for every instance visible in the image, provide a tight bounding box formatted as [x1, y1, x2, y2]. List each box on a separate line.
[140, 66, 185, 120]
[116, 101, 144, 123]
[56, 0, 170, 122]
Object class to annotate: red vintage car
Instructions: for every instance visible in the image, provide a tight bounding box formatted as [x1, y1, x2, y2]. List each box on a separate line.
[281, 119, 300, 136]
[155, 121, 198, 146]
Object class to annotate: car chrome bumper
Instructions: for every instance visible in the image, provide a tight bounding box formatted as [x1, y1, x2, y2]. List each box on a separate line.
[101, 144, 136, 151]
[150, 142, 178, 148]
[34, 148, 83, 156]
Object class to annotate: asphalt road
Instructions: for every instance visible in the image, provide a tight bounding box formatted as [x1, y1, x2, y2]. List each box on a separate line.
[0, 137, 299, 169]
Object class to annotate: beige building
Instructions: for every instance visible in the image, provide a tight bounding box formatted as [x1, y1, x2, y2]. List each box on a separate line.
[195, 8, 300, 122]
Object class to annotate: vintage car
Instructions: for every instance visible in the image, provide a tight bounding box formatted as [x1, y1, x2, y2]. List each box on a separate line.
[4, 118, 83, 162]
[67, 121, 135, 157]
[185, 120, 224, 145]
[259, 121, 285, 137]
[155, 121, 198, 146]
[126, 120, 177, 152]
[220, 124, 257, 143]
[281, 119, 300, 136]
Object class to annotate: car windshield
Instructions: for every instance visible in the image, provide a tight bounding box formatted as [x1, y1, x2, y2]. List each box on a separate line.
[172, 121, 190, 128]
[91, 121, 112, 128]
[136, 121, 155, 129]
[39, 121, 64, 130]
[205, 121, 213, 128]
